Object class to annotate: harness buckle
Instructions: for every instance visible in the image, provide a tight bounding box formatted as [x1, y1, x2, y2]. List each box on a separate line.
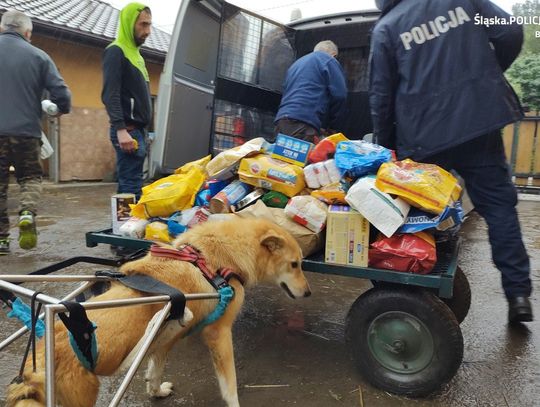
[212, 275, 229, 290]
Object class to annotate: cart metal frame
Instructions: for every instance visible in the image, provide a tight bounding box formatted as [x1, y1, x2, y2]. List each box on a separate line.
[86, 228, 460, 298]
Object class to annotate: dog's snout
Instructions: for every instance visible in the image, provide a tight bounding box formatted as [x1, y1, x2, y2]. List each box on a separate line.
[304, 290, 312, 297]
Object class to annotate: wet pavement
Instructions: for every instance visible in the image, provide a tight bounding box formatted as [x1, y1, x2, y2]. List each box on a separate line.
[0, 183, 538, 407]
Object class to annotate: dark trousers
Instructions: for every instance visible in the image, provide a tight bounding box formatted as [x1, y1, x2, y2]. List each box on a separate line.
[109, 127, 147, 201]
[423, 132, 531, 298]
[274, 118, 320, 144]
[0, 136, 42, 238]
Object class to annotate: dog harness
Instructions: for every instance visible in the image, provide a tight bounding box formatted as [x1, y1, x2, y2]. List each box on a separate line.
[149, 244, 244, 333]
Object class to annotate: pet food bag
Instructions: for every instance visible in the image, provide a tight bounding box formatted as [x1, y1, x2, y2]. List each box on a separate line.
[238, 154, 305, 197]
[206, 137, 266, 180]
[368, 231, 437, 274]
[397, 203, 464, 234]
[334, 140, 392, 179]
[375, 159, 462, 214]
[345, 176, 410, 237]
[131, 156, 210, 219]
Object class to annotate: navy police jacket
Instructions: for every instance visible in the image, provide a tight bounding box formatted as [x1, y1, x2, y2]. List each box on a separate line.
[275, 51, 348, 131]
[369, 0, 523, 160]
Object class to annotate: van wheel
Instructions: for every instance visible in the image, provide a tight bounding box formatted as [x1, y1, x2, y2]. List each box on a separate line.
[346, 287, 463, 397]
[441, 267, 471, 324]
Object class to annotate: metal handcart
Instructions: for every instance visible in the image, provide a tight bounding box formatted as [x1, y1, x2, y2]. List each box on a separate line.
[85, 228, 471, 397]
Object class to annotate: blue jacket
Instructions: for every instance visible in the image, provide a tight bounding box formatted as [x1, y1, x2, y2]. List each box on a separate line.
[275, 51, 348, 131]
[369, 0, 523, 160]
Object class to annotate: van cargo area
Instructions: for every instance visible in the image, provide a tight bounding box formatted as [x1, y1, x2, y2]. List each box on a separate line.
[149, 0, 379, 178]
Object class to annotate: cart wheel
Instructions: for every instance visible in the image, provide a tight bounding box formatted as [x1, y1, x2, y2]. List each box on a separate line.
[346, 287, 463, 397]
[441, 267, 471, 324]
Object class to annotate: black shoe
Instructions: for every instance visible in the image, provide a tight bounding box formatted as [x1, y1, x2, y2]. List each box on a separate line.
[508, 296, 533, 323]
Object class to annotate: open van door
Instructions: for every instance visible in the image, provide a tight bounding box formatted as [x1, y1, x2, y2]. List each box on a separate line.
[150, 0, 221, 178]
[150, 0, 296, 178]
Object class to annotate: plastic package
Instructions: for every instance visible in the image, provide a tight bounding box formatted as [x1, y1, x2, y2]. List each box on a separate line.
[284, 195, 328, 233]
[313, 162, 331, 186]
[368, 231, 437, 274]
[334, 140, 392, 179]
[310, 182, 347, 205]
[324, 159, 341, 183]
[345, 176, 410, 237]
[145, 221, 171, 243]
[119, 217, 149, 238]
[206, 137, 266, 179]
[303, 164, 321, 189]
[308, 133, 348, 163]
[131, 156, 209, 219]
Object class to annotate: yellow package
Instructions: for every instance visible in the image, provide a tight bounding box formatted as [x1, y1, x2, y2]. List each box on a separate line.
[206, 138, 266, 178]
[131, 156, 210, 219]
[144, 221, 171, 243]
[326, 133, 348, 145]
[238, 154, 305, 197]
[310, 182, 347, 205]
[375, 159, 462, 214]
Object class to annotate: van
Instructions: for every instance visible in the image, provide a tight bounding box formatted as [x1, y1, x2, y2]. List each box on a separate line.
[149, 0, 380, 178]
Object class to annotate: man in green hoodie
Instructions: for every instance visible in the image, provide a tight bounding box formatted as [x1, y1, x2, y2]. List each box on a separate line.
[102, 3, 152, 201]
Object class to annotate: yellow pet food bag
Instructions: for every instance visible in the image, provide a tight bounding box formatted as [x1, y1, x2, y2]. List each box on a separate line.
[375, 159, 462, 214]
[238, 154, 305, 197]
[131, 156, 210, 219]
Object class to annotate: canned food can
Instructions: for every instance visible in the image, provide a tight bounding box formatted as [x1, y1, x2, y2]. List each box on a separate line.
[209, 180, 252, 213]
[235, 188, 265, 211]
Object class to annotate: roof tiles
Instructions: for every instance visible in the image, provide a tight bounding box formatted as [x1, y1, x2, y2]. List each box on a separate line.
[0, 0, 170, 53]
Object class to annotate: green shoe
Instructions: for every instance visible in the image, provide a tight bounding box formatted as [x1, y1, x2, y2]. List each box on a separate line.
[0, 238, 9, 255]
[18, 210, 37, 250]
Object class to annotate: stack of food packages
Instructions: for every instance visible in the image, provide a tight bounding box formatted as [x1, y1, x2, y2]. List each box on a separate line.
[120, 133, 464, 274]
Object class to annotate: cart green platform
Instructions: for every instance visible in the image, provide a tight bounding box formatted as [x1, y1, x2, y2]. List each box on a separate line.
[86, 228, 470, 397]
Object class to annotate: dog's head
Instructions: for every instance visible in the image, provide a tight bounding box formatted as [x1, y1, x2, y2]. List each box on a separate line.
[258, 224, 311, 299]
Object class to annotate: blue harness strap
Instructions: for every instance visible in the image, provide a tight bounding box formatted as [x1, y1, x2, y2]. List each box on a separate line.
[6, 297, 46, 338]
[148, 244, 244, 334]
[58, 301, 99, 371]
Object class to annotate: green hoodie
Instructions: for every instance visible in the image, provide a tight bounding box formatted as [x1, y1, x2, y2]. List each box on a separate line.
[108, 2, 149, 81]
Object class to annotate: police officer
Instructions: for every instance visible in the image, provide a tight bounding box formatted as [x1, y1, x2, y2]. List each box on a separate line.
[369, 0, 532, 323]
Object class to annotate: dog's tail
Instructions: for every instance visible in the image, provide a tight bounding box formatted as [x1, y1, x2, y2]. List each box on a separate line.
[5, 372, 45, 407]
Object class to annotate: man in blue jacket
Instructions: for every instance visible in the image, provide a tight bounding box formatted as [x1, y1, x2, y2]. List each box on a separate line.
[274, 40, 348, 143]
[0, 9, 71, 254]
[369, 0, 532, 323]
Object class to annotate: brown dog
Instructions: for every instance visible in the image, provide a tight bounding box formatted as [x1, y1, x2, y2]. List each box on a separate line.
[6, 218, 311, 407]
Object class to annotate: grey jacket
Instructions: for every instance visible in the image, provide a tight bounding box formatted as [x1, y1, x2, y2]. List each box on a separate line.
[0, 31, 71, 138]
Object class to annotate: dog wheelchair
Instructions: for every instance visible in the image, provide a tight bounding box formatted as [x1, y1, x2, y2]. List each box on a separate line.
[84, 229, 470, 398]
[0, 253, 221, 407]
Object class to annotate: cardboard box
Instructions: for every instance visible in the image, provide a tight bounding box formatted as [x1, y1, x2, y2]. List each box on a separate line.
[271, 133, 314, 167]
[325, 205, 369, 267]
[111, 193, 136, 235]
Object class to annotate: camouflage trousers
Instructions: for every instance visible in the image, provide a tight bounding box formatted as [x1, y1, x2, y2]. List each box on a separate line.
[0, 136, 43, 238]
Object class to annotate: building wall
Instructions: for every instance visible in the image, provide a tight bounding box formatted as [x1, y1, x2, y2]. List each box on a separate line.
[32, 35, 163, 181]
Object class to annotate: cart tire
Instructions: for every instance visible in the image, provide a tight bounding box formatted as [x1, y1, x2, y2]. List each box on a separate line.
[441, 267, 471, 324]
[346, 287, 463, 397]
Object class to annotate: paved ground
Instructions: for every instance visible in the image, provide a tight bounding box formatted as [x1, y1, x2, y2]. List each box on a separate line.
[0, 183, 538, 406]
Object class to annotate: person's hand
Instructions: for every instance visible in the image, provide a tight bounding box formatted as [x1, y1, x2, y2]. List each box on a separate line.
[117, 129, 136, 153]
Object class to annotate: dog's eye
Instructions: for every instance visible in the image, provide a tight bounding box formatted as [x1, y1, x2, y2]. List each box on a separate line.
[291, 261, 298, 268]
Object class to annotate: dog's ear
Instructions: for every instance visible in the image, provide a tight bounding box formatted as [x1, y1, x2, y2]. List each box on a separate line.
[260, 231, 285, 253]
